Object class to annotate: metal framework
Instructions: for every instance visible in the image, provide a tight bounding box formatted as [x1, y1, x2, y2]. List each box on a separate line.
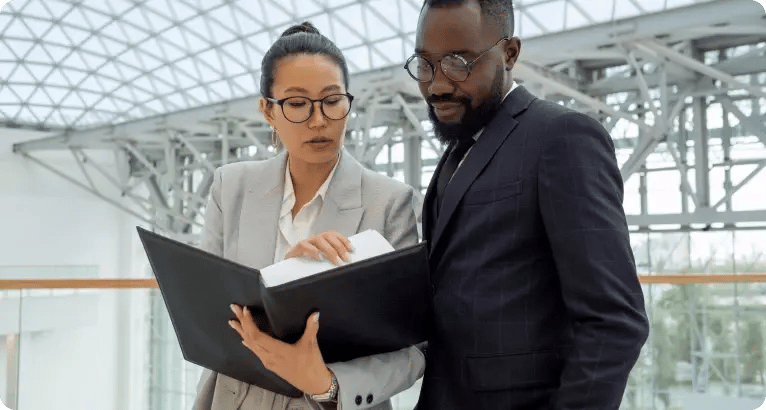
[4, 0, 766, 409]
[1, 0, 718, 129]
[8, 0, 766, 237]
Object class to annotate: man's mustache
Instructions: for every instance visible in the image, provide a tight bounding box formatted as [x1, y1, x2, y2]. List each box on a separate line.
[426, 94, 469, 105]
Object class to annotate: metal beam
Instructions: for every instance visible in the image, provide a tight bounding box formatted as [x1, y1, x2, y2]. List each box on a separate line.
[718, 96, 766, 147]
[16, 152, 158, 228]
[515, 62, 650, 131]
[711, 160, 766, 210]
[693, 95, 711, 209]
[519, 0, 764, 67]
[634, 40, 766, 100]
[619, 89, 689, 181]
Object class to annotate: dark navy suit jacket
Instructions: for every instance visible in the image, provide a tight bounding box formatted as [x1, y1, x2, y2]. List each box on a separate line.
[416, 86, 650, 410]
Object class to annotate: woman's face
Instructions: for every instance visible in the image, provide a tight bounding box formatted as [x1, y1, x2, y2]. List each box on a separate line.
[260, 53, 349, 166]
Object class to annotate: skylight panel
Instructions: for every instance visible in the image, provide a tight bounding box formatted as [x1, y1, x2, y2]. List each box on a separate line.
[60, 24, 92, 45]
[60, 67, 88, 86]
[27, 63, 54, 84]
[20, 15, 54, 38]
[564, 2, 593, 30]
[41, 84, 69, 102]
[1, 15, 29, 38]
[27, 87, 51, 106]
[166, 1, 198, 21]
[292, 0, 325, 16]
[5, 38, 32, 58]
[78, 5, 116, 30]
[261, 2, 295, 27]
[361, 5, 398, 41]
[526, 2, 564, 33]
[343, 46, 370, 72]
[611, 0, 642, 20]
[42, 69, 71, 88]
[165, 92, 189, 110]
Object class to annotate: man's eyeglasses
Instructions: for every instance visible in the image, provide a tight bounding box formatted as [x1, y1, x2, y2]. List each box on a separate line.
[265, 93, 354, 123]
[404, 37, 509, 83]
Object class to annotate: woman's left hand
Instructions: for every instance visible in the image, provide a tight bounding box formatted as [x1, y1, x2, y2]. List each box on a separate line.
[228, 304, 333, 395]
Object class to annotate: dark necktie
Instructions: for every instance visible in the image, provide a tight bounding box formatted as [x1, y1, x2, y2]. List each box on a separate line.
[436, 138, 475, 208]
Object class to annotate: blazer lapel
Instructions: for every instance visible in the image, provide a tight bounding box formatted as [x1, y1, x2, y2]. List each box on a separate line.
[422, 143, 450, 246]
[430, 86, 537, 253]
[313, 149, 364, 237]
[237, 152, 287, 269]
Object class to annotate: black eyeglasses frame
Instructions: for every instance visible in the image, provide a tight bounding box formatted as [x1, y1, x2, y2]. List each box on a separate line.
[264, 93, 355, 123]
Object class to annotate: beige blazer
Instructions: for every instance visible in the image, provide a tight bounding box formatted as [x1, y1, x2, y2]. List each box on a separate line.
[193, 150, 425, 410]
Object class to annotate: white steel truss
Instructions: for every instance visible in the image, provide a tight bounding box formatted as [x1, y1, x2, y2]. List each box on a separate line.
[1, 0, 717, 129]
[11, 0, 766, 236]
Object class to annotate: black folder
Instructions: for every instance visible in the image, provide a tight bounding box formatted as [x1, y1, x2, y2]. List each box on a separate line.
[136, 226, 431, 398]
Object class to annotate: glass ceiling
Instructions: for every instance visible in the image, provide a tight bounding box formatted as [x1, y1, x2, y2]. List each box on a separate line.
[0, 0, 712, 129]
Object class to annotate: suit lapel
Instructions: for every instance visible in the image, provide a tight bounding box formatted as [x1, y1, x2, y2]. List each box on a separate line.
[423, 144, 450, 245]
[237, 152, 287, 269]
[313, 149, 364, 237]
[430, 86, 537, 253]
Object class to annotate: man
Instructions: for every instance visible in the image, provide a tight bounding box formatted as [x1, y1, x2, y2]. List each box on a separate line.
[406, 0, 651, 408]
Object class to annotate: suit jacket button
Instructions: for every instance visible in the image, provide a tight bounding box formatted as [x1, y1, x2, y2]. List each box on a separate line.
[355, 395, 362, 405]
[366, 394, 373, 404]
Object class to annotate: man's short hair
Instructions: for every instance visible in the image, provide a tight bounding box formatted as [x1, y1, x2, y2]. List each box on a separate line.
[422, 0, 515, 37]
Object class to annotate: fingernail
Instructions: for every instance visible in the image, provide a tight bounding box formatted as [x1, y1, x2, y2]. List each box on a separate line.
[228, 320, 235, 328]
[230, 304, 236, 314]
[314, 312, 320, 323]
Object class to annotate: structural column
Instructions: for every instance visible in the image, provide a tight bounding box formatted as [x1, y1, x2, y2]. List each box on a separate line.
[403, 129, 422, 193]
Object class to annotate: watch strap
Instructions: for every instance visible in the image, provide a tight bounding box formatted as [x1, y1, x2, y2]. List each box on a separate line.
[308, 370, 338, 403]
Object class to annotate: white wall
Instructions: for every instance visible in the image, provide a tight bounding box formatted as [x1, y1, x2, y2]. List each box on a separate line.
[0, 130, 151, 410]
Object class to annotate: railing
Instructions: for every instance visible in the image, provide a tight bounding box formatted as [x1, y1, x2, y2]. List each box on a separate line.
[1, 276, 765, 410]
[3, 274, 766, 289]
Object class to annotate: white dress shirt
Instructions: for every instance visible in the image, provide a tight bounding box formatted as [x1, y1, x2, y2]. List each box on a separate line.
[273, 152, 341, 264]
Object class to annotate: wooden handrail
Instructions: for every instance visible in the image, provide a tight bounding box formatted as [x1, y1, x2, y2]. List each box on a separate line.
[0, 279, 158, 289]
[0, 274, 765, 289]
[638, 274, 766, 284]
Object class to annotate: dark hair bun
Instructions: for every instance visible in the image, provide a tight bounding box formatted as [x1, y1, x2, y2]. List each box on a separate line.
[280, 22, 321, 37]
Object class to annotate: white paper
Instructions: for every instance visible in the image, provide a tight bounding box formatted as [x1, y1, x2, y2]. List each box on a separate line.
[260, 229, 395, 288]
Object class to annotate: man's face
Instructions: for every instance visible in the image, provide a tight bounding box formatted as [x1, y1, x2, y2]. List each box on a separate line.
[415, 0, 518, 144]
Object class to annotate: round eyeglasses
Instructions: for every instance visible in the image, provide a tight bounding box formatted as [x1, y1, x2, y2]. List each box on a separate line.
[404, 38, 509, 83]
[265, 93, 354, 123]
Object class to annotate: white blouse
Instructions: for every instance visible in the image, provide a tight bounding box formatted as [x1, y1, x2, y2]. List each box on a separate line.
[273, 153, 341, 264]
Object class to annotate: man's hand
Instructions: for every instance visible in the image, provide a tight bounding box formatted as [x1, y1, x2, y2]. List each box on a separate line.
[228, 304, 333, 395]
[284, 231, 353, 265]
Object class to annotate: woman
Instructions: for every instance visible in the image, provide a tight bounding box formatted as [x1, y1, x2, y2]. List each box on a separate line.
[193, 22, 425, 410]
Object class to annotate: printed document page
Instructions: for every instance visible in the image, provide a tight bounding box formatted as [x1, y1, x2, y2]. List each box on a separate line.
[260, 229, 395, 287]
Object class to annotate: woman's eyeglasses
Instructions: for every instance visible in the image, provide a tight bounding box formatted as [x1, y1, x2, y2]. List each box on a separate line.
[265, 93, 354, 123]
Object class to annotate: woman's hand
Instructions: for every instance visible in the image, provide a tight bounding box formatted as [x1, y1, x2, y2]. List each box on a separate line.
[284, 231, 353, 265]
[228, 304, 333, 395]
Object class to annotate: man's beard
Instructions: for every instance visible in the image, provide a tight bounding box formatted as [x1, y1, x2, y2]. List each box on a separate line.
[427, 71, 505, 145]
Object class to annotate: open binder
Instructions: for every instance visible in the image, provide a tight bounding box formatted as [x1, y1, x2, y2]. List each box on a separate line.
[136, 226, 431, 398]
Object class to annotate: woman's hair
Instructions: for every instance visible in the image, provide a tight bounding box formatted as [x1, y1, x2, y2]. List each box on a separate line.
[260, 21, 350, 99]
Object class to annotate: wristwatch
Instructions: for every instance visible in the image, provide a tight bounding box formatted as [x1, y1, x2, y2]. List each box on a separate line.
[308, 370, 339, 403]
